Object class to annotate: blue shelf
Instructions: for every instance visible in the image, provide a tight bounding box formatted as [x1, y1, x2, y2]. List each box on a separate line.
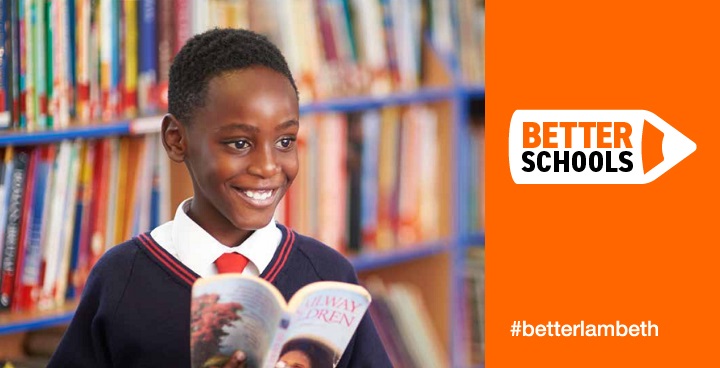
[299, 87, 454, 115]
[0, 88, 458, 147]
[463, 232, 485, 247]
[0, 122, 131, 147]
[0, 242, 450, 335]
[350, 241, 451, 272]
[0, 309, 75, 335]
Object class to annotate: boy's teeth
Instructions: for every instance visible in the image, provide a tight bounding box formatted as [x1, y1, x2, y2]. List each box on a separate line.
[243, 190, 273, 200]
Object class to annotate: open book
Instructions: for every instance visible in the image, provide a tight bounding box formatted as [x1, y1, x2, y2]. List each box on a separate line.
[191, 274, 371, 368]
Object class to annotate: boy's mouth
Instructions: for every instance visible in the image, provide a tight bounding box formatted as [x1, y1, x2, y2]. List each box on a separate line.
[233, 187, 278, 207]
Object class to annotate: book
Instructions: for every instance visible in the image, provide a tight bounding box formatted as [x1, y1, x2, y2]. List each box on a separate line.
[0, 149, 30, 309]
[191, 274, 371, 368]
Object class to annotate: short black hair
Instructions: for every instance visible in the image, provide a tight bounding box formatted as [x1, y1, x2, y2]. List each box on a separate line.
[168, 28, 298, 124]
[279, 338, 337, 368]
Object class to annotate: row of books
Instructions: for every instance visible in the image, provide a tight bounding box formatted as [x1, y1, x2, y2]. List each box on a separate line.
[428, 0, 485, 84]
[466, 246, 485, 366]
[0, 0, 464, 131]
[275, 105, 450, 254]
[0, 135, 170, 312]
[367, 279, 448, 368]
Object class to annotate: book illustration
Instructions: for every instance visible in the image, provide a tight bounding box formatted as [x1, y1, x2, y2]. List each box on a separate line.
[191, 274, 371, 368]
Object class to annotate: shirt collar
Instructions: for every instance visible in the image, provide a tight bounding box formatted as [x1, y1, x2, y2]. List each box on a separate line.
[171, 198, 282, 277]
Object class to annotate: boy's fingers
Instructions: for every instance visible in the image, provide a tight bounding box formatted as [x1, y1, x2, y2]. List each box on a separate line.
[222, 351, 247, 368]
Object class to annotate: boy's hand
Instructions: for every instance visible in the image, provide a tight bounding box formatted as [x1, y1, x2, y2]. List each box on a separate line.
[222, 351, 247, 368]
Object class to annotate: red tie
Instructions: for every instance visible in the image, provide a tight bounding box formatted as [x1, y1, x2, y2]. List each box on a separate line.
[215, 253, 249, 274]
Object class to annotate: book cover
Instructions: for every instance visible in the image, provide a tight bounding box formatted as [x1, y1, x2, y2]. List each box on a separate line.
[191, 274, 371, 368]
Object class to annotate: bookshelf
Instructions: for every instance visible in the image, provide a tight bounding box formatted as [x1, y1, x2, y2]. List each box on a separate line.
[0, 85, 484, 363]
[0, 1, 485, 367]
[0, 87, 461, 147]
[0, 239, 453, 335]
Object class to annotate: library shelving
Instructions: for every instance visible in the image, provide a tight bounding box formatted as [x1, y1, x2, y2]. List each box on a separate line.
[0, 1, 485, 367]
[0, 85, 484, 366]
[0, 237, 453, 336]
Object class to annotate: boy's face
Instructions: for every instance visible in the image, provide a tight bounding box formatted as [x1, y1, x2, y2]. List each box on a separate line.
[182, 67, 299, 236]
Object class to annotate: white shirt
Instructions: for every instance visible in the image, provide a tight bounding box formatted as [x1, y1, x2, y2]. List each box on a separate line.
[149, 198, 282, 277]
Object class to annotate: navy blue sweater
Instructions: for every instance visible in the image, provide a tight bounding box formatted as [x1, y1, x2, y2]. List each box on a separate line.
[48, 224, 391, 367]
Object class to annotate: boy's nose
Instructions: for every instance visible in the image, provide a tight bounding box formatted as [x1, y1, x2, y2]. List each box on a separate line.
[247, 146, 281, 178]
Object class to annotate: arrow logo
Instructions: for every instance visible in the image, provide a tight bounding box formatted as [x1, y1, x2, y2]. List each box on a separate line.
[509, 110, 696, 184]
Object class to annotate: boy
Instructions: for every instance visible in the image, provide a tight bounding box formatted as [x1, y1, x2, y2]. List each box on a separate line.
[49, 29, 391, 368]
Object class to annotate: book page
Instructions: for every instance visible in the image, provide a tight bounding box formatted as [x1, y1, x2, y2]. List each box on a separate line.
[191, 275, 287, 368]
[267, 282, 371, 368]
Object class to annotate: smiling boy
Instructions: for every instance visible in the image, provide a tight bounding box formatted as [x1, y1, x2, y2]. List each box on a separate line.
[49, 29, 391, 368]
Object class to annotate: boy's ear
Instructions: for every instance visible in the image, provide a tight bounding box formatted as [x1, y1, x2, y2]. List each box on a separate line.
[161, 114, 187, 163]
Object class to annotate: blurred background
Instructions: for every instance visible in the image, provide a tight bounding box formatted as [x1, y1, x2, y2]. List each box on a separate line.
[0, 0, 485, 367]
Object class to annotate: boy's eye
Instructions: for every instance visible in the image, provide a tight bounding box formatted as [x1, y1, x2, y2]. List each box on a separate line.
[276, 137, 296, 149]
[227, 140, 251, 150]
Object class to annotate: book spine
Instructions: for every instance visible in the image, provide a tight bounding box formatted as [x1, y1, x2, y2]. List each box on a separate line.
[71, 141, 95, 298]
[111, 0, 120, 117]
[88, 140, 108, 267]
[66, 0, 76, 120]
[155, 0, 172, 111]
[34, 0, 47, 129]
[0, 148, 12, 257]
[39, 141, 69, 309]
[122, 0, 137, 117]
[173, 0, 190, 54]
[0, 150, 31, 310]
[137, 0, 156, 115]
[23, 0, 35, 130]
[15, 146, 53, 311]
[65, 149, 83, 300]
[0, 0, 10, 128]
[360, 111, 380, 250]
[10, 0, 20, 128]
[9, 148, 38, 311]
[103, 137, 119, 252]
[45, 0, 54, 129]
[54, 141, 80, 305]
[99, 0, 112, 120]
[74, 0, 90, 122]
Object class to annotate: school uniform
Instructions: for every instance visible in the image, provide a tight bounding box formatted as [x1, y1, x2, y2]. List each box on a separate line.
[48, 200, 391, 367]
